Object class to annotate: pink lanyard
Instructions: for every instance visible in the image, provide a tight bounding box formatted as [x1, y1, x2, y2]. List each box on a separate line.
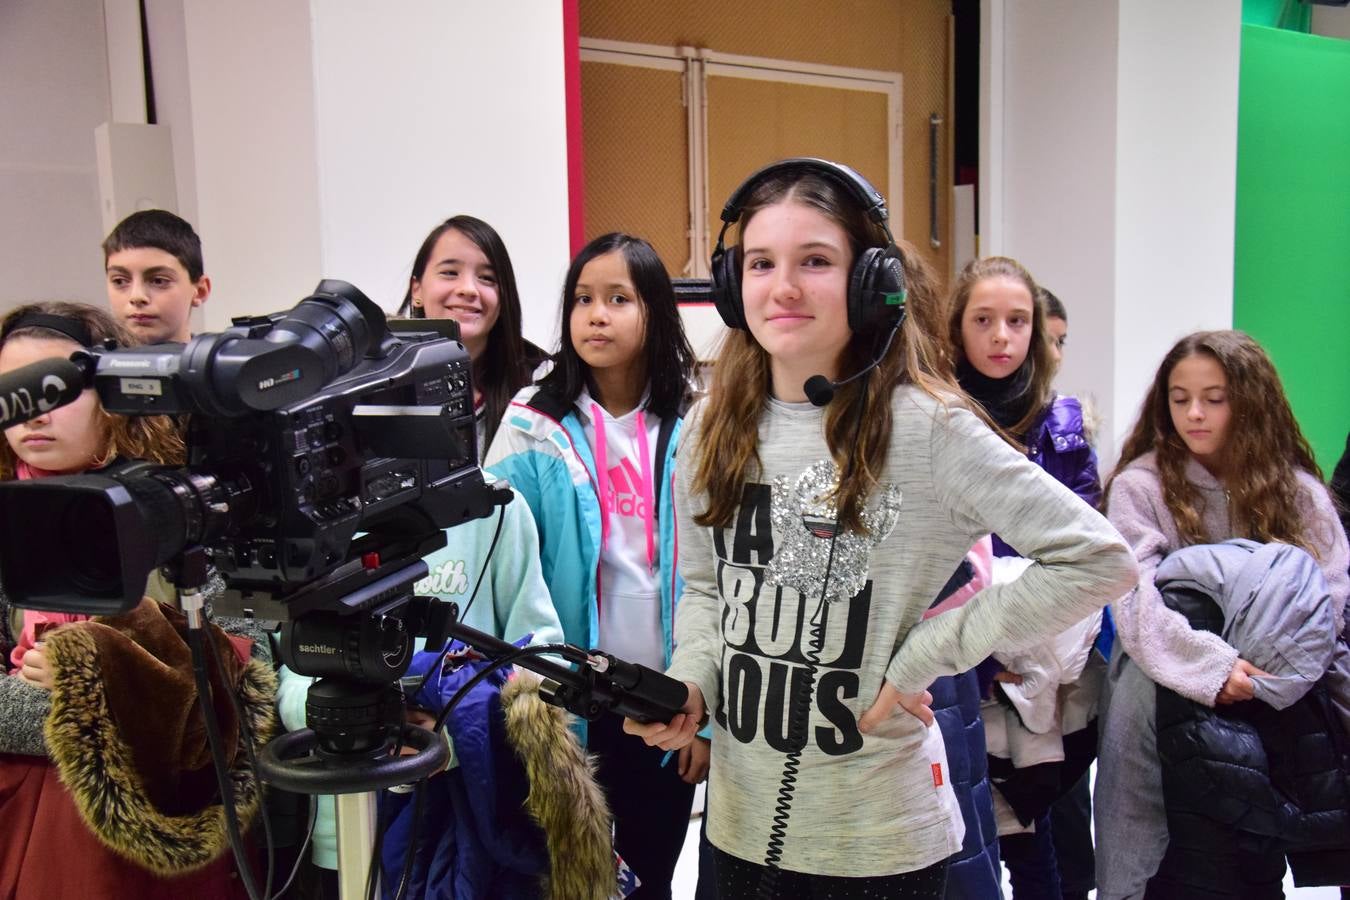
[591, 402, 656, 571]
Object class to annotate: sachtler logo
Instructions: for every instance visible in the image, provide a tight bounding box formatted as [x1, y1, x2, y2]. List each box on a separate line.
[258, 368, 303, 392]
[298, 643, 339, 655]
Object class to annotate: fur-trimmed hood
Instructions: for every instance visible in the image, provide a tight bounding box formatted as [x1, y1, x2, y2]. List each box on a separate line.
[42, 599, 277, 875]
[501, 671, 615, 900]
[381, 648, 616, 900]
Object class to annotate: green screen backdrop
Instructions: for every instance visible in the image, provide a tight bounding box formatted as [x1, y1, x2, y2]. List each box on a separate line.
[1234, 25, 1350, 475]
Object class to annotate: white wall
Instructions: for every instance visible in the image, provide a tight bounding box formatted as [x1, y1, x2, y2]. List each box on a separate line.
[1312, 5, 1350, 41]
[179, 0, 324, 331]
[999, 0, 1119, 454]
[1113, 0, 1240, 456]
[0, 0, 112, 312]
[309, 2, 571, 348]
[151, 2, 571, 346]
[986, 0, 1240, 466]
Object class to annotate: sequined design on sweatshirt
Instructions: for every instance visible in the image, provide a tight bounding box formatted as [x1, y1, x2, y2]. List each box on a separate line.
[763, 459, 902, 604]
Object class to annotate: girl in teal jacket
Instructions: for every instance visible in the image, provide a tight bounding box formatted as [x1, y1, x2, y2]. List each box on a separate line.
[485, 233, 700, 900]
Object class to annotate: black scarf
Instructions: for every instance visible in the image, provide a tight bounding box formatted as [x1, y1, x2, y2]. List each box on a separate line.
[957, 357, 1036, 433]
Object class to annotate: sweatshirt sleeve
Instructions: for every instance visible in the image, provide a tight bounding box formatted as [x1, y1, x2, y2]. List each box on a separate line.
[1105, 468, 1238, 705]
[0, 674, 49, 755]
[488, 494, 565, 647]
[1301, 472, 1349, 635]
[275, 663, 314, 732]
[663, 410, 723, 720]
[886, 404, 1137, 694]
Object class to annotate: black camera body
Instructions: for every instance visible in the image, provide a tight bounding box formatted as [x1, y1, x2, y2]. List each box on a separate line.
[0, 281, 497, 616]
[0, 280, 690, 797]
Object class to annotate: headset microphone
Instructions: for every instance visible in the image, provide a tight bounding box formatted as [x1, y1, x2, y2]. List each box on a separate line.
[803, 316, 904, 407]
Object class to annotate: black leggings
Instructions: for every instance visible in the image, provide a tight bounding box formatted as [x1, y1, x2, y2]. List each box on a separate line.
[587, 712, 696, 900]
[710, 845, 949, 899]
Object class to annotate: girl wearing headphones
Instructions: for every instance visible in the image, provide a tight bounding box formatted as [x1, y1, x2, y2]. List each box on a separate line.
[486, 233, 701, 900]
[625, 160, 1136, 899]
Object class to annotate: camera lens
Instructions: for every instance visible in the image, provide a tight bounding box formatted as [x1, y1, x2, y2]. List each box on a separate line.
[62, 493, 124, 597]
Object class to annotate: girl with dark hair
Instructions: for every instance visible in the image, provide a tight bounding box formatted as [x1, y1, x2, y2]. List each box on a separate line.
[1096, 330, 1349, 898]
[1038, 287, 1068, 366]
[623, 163, 1135, 899]
[278, 216, 563, 895]
[486, 233, 700, 899]
[398, 214, 546, 458]
[948, 259, 1106, 900]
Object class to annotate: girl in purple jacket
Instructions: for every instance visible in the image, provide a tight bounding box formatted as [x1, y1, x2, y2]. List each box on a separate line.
[949, 258, 1104, 900]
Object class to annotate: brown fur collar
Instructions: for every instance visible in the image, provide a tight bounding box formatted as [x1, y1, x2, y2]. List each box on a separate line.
[501, 672, 617, 900]
[42, 600, 277, 875]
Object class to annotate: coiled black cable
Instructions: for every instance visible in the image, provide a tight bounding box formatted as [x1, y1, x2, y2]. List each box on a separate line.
[757, 376, 871, 899]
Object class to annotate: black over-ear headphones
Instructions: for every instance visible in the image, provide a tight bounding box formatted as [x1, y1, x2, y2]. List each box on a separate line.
[709, 158, 907, 336]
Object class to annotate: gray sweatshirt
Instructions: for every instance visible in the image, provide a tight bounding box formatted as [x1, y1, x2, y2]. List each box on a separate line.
[666, 387, 1136, 877]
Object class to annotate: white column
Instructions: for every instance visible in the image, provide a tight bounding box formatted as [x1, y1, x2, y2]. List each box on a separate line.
[984, 0, 1240, 467]
[1112, 0, 1240, 459]
[167, 1, 570, 345]
[309, 1, 571, 347]
[180, 0, 324, 331]
[103, 0, 147, 124]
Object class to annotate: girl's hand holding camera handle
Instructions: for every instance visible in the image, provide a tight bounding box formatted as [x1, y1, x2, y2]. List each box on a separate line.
[623, 680, 706, 750]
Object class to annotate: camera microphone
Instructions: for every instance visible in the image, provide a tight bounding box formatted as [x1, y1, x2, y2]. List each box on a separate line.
[0, 355, 87, 430]
[802, 317, 903, 407]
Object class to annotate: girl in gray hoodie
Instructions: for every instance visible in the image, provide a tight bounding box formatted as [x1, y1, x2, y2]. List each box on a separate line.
[1097, 329, 1349, 899]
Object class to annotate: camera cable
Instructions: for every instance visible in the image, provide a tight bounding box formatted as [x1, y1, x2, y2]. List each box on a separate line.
[372, 503, 508, 898]
[187, 620, 269, 900]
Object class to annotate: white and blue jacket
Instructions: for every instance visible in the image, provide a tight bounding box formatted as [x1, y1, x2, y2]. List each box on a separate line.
[484, 384, 687, 668]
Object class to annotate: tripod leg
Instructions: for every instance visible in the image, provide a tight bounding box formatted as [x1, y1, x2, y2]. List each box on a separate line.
[336, 792, 379, 900]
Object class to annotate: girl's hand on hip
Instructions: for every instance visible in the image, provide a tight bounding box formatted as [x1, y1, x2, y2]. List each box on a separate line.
[858, 680, 934, 733]
[623, 681, 705, 751]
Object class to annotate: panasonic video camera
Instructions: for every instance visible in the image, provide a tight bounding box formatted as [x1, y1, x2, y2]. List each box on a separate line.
[0, 280, 500, 620]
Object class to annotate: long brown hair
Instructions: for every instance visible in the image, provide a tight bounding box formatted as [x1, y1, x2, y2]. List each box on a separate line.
[1108, 330, 1322, 553]
[0, 302, 185, 480]
[947, 256, 1057, 438]
[692, 171, 958, 533]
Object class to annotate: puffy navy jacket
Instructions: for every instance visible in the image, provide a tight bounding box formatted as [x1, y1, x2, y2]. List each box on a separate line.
[931, 559, 1002, 899]
[1150, 578, 1350, 897]
[380, 645, 549, 900]
[933, 670, 1002, 898]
